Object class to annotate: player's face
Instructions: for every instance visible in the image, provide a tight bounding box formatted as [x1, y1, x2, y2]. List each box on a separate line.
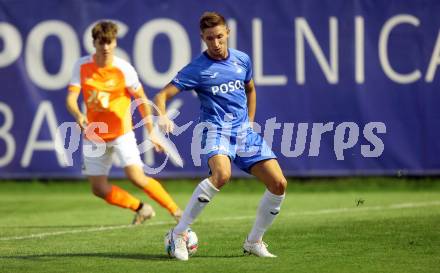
[94, 38, 116, 60]
[201, 25, 229, 60]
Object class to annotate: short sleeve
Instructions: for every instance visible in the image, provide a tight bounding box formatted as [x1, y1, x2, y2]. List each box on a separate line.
[69, 59, 81, 89]
[123, 63, 142, 91]
[113, 57, 142, 94]
[170, 64, 200, 91]
[244, 54, 253, 83]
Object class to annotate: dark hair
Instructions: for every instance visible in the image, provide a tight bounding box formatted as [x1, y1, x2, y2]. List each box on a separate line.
[199, 12, 227, 31]
[92, 21, 118, 44]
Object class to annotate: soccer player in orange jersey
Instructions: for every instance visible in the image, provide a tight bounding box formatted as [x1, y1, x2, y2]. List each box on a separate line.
[66, 20, 181, 224]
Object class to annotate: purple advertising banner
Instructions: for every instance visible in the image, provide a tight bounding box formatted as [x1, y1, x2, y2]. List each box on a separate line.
[1, 0, 440, 178]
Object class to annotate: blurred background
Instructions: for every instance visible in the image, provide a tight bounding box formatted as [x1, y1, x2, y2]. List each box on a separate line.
[1, 0, 440, 178]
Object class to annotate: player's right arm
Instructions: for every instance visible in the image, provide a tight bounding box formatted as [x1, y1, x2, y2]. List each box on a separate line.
[155, 62, 199, 133]
[66, 90, 88, 130]
[66, 58, 88, 130]
[154, 83, 181, 133]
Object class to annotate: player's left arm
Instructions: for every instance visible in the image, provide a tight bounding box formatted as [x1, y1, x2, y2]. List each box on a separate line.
[130, 86, 163, 152]
[245, 79, 256, 123]
[130, 86, 153, 133]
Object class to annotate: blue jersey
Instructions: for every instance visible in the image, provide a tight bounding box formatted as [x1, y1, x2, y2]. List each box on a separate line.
[171, 48, 253, 129]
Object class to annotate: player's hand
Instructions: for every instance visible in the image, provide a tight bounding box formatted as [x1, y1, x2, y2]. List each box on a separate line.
[149, 132, 164, 153]
[158, 115, 175, 133]
[248, 121, 257, 131]
[75, 114, 88, 131]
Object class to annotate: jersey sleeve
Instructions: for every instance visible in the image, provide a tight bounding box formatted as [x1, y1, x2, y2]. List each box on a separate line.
[244, 54, 253, 83]
[170, 64, 200, 91]
[123, 62, 142, 94]
[68, 59, 81, 92]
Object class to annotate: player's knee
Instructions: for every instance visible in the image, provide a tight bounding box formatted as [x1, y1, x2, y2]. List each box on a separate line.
[269, 177, 287, 195]
[211, 169, 231, 188]
[91, 184, 107, 198]
[125, 167, 145, 187]
[126, 173, 143, 186]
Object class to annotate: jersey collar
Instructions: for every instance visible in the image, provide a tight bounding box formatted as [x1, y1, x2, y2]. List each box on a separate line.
[203, 49, 231, 62]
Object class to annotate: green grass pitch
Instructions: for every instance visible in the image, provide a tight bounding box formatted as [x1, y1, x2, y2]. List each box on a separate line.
[0, 178, 439, 273]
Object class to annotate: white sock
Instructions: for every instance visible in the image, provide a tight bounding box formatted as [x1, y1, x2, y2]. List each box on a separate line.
[174, 178, 219, 234]
[247, 189, 285, 242]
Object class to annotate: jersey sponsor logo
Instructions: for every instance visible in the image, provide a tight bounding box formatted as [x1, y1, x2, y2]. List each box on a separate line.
[211, 80, 244, 95]
[84, 77, 117, 89]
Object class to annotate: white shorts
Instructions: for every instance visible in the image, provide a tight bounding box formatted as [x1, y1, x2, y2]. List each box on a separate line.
[82, 131, 143, 176]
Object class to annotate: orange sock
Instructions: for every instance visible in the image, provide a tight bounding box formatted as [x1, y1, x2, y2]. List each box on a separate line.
[105, 185, 141, 211]
[143, 177, 179, 214]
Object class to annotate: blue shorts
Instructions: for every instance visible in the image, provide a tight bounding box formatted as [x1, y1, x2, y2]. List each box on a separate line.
[200, 125, 277, 174]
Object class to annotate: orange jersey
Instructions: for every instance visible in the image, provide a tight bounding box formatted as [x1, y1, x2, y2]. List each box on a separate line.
[68, 55, 141, 142]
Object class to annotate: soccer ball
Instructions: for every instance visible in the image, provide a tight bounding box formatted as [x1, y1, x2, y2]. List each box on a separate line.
[164, 228, 198, 257]
[186, 228, 198, 255]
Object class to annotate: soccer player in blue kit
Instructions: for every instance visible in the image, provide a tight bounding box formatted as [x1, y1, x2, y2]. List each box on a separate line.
[155, 11, 287, 261]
